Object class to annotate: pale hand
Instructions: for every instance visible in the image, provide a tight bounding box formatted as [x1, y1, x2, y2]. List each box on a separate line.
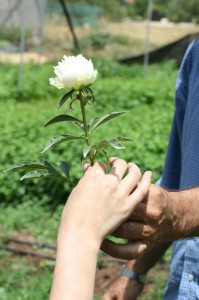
[59, 158, 152, 247]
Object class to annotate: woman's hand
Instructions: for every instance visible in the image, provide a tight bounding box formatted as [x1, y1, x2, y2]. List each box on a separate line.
[59, 157, 152, 247]
[50, 158, 151, 300]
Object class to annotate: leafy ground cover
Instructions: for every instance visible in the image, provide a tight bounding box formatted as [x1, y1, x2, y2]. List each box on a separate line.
[0, 58, 177, 298]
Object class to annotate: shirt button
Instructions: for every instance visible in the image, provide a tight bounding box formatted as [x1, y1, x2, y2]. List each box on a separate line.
[188, 274, 193, 281]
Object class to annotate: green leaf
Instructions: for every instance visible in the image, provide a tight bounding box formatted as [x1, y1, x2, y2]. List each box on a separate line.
[44, 115, 81, 127]
[108, 138, 126, 149]
[87, 116, 98, 130]
[117, 136, 132, 142]
[101, 149, 109, 165]
[4, 160, 55, 172]
[82, 86, 94, 97]
[4, 160, 68, 181]
[89, 112, 126, 133]
[83, 95, 93, 106]
[75, 122, 84, 130]
[56, 161, 70, 179]
[58, 90, 74, 109]
[41, 135, 85, 153]
[99, 138, 126, 150]
[83, 145, 93, 158]
[82, 87, 95, 105]
[20, 170, 54, 181]
[82, 145, 97, 158]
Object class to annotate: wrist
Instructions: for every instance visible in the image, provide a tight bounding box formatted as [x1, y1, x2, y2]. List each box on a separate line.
[160, 188, 183, 241]
[57, 219, 101, 253]
[120, 266, 146, 284]
[126, 260, 148, 275]
[167, 189, 192, 240]
[169, 188, 199, 239]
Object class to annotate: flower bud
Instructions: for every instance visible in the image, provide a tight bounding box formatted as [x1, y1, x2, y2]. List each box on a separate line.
[49, 54, 97, 90]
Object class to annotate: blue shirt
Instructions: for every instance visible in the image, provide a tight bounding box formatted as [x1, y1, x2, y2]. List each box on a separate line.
[161, 38, 199, 299]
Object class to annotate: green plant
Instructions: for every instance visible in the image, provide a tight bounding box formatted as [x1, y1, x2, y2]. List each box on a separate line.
[0, 27, 31, 44]
[1, 59, 177, 206]
[5, 55, 132, 183]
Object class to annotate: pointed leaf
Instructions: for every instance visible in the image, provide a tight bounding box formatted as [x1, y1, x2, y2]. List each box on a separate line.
[44, 115, 81, 127]
[99, 139, 126, 150]
[69, 98, 77, 111]
[4, 160, 55, 173]
[108, 138, 126, 149]
[75, 122, 84, 131]
[42, 135, 85, 153]
[83, 95, 93, 106]
[83, 145, 93, 159]
[101, 149, 109, 165]
[117, 137, 132, 142]
[56, 161, 70, 179]
[20, 170, 54, 181]
[58, 90, 74, 109]
[82, 145, 98, 159]
[87, 116, 98, 130]
[89, 112, 126, 133]
[82, 86, 94, 97]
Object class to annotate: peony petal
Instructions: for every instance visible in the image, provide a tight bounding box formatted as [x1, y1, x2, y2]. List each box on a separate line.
[49, 77, 64, 89]
[49, 54, 98, 89]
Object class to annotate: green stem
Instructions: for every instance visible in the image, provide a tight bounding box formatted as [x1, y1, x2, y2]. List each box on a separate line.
[79, 89, 94, 165]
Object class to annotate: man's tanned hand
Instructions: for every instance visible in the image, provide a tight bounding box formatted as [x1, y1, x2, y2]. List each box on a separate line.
[101, 184, 176, 259]
[101, 184, 199, 260]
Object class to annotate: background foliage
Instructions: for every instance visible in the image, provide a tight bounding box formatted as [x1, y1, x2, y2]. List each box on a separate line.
[48, 0, 199, 23]
[0, 58, 177, 299]
[0, 59, 177, 206]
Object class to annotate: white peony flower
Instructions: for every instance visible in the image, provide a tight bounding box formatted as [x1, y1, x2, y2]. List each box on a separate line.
[49, 54, 98, 90]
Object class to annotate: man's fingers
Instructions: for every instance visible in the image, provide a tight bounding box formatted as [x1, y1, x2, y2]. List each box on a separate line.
[101, 239, 147, 260]
[109, 157, 128, 180]
[112, 221, 144, 240]
[128, 203, 148, 222]
[112, 221, 155, 241]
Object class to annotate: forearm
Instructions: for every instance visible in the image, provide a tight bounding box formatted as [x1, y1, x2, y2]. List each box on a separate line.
[50, 224, 100, 300]
[171, 187, 199, 239]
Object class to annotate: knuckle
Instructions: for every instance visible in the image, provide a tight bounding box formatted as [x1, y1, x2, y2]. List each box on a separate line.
[151, 185, 164, 201]
[150, 208, 163, 220]
[121, 203, 132, 217]
[106, 175, 119, 190]
[117, 158, 127, 166]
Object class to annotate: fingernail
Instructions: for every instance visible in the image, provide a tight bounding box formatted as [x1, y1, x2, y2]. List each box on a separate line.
[83, 162, 91, 172]
[146, 170, 152, 177]
[141, 244, 147, 251]
[140, 243, 148, 252]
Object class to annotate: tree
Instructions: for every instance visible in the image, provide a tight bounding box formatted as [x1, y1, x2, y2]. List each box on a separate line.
[168, 0, 199, 23]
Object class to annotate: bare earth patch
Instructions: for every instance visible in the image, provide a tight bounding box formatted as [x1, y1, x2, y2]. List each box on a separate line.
[1, 20, 199, 63]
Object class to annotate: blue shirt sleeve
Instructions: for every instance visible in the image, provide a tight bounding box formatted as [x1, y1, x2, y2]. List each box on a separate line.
[160, 39, 196, 189]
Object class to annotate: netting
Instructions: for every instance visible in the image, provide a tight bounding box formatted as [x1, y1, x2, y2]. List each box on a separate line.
[0, 0, 47, 50]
